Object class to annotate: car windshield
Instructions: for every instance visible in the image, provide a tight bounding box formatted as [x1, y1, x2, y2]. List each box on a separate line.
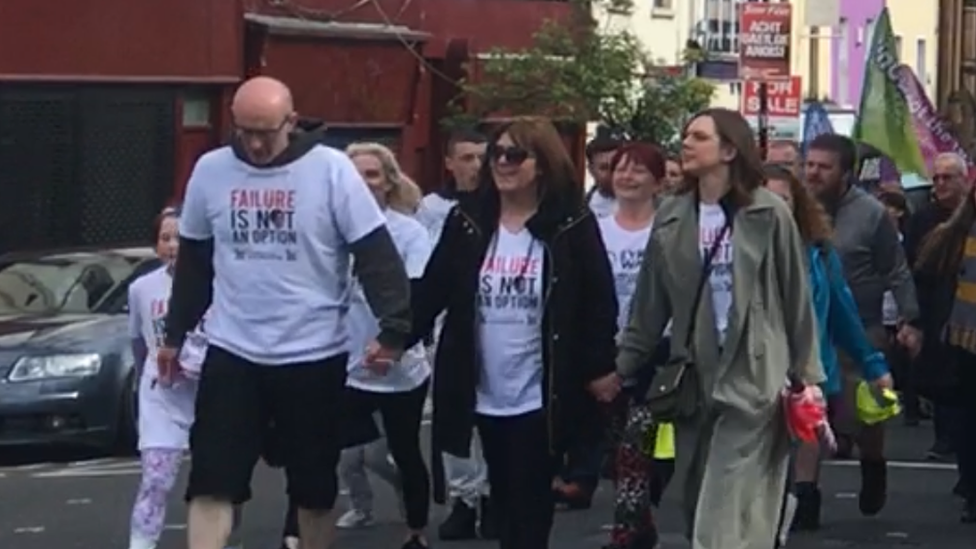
[0, 251, 153, 315]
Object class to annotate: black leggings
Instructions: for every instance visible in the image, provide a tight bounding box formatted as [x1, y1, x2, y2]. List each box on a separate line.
[281, 379, 431, 535]
[478, 410, 556, 549]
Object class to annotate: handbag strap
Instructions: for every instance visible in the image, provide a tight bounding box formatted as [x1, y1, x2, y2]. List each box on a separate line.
[684, 215, 733, 352]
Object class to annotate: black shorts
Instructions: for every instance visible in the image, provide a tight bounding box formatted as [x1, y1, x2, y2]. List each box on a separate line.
[186, 345, 347, 509]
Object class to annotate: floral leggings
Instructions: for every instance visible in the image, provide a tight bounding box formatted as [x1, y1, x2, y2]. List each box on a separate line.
[609, 403, 676, 549]
[130, 448, 242, 548]
[130, 448, 184, 546]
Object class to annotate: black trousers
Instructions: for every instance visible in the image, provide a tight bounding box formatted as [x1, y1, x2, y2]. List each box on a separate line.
[282, 379, 431, 536]
[952, 348, 976, 502]
[477, 410, 555, 549]
[187, 346, 347, 509]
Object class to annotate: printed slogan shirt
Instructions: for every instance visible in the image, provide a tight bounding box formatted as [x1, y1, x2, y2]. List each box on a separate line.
[598, 215, 654, 334]
[177, 143, 390, 365]
[699, 202, 734, 344]
[127, 266, 197, 450]
[475, 226, 546, 416]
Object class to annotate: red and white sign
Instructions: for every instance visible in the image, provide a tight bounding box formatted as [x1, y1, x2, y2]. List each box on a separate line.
[741, 77, 802, 117]
[741, 77, 803, 140]
[738, 2, 793, 79]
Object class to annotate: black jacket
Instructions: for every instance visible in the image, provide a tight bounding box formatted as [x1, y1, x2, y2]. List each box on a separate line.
[411, 188, 618, 461]
[910, 201, 965, 401]
[905, 200, 953, 268]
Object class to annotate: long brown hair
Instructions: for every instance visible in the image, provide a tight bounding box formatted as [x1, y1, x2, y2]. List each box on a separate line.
[916, 194, 976, 275]
[763, 164, 832, 244]
[481, 116, 582, 204]
[677, 108, 764, 208]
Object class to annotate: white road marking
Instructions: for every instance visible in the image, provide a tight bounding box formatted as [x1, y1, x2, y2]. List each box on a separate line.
[886, 532, 910, 538]
[824, 459, 957, 471]
[834, 492, 856, 499]
[67, 457, 118, 467]
[16, 456, 189, 478]
[164, 524, 187, 531]
[66, 498, 92, 505]
[33, 467, 142, 478]
[13, 526, 45, 534]
[0, 463, 49, 472]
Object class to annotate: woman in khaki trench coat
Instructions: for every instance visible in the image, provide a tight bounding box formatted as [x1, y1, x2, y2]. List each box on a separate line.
[592, 108, 824, 549]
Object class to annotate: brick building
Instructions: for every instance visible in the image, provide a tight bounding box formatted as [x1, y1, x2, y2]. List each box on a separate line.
[0, 0, 577, 251]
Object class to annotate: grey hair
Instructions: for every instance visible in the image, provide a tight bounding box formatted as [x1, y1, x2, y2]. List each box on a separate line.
[346, 142, 422, 214]
[934, 152, 968, 175]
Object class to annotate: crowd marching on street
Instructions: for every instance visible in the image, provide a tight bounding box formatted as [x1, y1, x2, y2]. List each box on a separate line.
[99, 74, 976, 549]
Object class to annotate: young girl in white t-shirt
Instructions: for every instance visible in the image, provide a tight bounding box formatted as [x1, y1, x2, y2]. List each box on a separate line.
[126, 207, 240, 549]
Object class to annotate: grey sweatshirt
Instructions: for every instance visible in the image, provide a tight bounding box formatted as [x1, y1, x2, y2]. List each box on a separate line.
[830, 185, 919, 328]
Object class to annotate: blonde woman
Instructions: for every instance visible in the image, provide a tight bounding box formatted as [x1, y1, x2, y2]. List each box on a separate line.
[278, 142, 434, 549]
[348, 142, 423, 215]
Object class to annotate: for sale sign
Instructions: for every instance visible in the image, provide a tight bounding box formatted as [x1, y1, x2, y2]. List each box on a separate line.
[741, 77, 802, 140]
[738, 2, 793, 79]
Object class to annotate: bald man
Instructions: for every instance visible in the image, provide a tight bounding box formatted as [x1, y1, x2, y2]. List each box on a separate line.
[161, 77, 412, 549]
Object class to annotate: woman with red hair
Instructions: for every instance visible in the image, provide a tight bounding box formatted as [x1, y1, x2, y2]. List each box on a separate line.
[597, 142, 675, 549]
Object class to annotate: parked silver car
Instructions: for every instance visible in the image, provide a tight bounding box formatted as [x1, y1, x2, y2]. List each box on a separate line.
[0, 246, 160, 451]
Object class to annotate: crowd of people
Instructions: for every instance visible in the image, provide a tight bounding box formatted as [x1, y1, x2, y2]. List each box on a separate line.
[124, 75, 976, 549]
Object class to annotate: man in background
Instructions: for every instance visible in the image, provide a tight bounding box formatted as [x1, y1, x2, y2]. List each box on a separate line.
[584, 134, 621, 217]
[905, 152, 971, 465]
[767, 139, 801, 174]
[416, 130, 486, 244]
[804, 133, 919, 526]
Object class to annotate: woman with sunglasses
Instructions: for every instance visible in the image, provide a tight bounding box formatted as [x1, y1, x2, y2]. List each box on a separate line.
[126, 206, 242, 549]
[369, 117, 617, 549]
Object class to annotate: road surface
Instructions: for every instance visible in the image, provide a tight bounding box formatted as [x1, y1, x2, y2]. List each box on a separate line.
[0, 422, 972, 548]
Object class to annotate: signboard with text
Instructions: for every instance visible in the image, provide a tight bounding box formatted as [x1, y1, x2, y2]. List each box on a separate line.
[741, 77, 802, 140]
[738, 2, 792, 79]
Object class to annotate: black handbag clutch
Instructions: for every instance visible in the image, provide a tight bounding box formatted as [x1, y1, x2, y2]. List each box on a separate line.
[644, 216, 731, 422]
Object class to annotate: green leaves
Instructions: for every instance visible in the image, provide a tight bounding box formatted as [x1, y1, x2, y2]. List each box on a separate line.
[449, 0, 714, 148]
[621, 74, 715, 148]
[461, 18, 643, 122]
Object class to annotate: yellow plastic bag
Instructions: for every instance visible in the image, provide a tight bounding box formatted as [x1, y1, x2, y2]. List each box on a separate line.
[855, 381, 901, 425]
[644, 422, 675, 459]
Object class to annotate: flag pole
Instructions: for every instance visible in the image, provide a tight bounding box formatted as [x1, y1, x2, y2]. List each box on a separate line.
[756, 0, 770, 161]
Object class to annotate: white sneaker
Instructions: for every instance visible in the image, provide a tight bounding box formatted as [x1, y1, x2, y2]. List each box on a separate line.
[335, 509, 373, 529]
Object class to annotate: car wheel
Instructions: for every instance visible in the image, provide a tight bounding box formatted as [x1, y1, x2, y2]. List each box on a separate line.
[113, 370, 139, 455]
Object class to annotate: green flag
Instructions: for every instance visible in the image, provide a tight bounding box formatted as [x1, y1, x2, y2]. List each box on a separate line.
[852, 8, 926, 175]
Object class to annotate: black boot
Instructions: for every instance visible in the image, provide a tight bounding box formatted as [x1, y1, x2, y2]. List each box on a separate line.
[859, 459, 887, 516]
[791, 483, 821, 531]
[477, 495, 498, 540]
[438, 500, 477, 541]
[962, 499, 976, 523]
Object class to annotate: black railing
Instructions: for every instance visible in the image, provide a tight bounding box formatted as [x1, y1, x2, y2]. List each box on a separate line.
[0, 85, 175, 253]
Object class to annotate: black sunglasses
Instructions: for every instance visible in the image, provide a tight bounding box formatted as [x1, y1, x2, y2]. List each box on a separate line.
[489, 144, 531, 165]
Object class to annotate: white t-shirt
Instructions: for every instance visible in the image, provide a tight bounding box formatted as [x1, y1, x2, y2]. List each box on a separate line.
[476, 226, 546, 416]
[882, 232, 904, 326]
[598, 215, 653, 333]
[416, 193, 457, 245]
[699, 203, 733, 344]
[588, 191, 617, 218]
[347, 209, 433, 392]
[128, 267, 197, 450]
[179, 145, 387, 365]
